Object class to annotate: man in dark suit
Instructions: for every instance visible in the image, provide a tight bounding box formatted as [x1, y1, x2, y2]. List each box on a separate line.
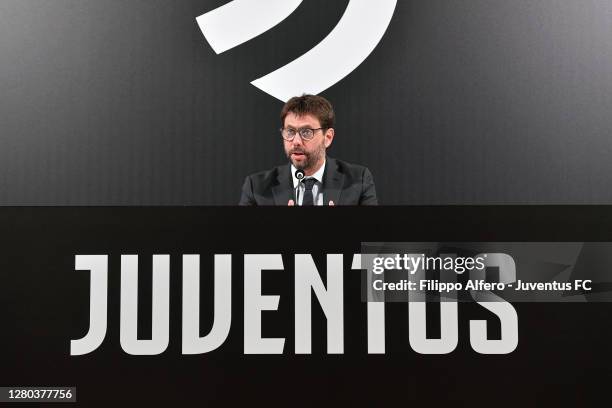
[239, 94, 377, 206]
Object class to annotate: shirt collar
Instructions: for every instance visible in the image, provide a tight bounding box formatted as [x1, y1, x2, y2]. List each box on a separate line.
[291, 158, 326, 188]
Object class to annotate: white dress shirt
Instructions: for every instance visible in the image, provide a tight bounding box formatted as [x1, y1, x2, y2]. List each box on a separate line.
[291, 160, 325, 206]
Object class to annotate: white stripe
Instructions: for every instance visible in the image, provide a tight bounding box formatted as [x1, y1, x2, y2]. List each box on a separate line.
[251, 0, 397, 101]
[196, 0, 304, 54]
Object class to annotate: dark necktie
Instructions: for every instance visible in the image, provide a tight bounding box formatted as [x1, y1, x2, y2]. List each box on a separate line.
[301, 178, 317, 206]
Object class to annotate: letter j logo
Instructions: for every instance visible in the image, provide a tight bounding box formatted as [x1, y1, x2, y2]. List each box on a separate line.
[196, 0, 397, 102]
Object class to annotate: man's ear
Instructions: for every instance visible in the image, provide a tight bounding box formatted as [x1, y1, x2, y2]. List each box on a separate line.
[324, 128, 335, 148]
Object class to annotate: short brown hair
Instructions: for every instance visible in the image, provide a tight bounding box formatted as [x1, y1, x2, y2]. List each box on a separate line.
[280, 94, 335, 130]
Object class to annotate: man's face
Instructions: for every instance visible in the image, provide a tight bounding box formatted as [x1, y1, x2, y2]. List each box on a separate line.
[283, 112, 334, 174]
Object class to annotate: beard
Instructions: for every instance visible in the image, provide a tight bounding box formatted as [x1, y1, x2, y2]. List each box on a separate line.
[286, 142, 326, 172]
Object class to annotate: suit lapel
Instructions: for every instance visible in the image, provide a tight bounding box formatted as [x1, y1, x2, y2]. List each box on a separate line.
[322, 157, 344, 205]
[272, 164, 294, 205]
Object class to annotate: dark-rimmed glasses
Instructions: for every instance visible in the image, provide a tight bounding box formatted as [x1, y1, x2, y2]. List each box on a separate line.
[280, 127, 324, 141]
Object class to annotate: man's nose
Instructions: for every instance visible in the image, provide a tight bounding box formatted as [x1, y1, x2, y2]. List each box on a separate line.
[292, 135, 304, 146]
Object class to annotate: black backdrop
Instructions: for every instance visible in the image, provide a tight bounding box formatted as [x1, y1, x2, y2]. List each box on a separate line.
[2, 206, 612, 405]
[3, 2, 612, 405]
[2, 0, 612, 205]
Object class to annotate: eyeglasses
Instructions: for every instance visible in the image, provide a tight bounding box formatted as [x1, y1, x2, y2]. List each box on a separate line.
[280, 127, 324, 141]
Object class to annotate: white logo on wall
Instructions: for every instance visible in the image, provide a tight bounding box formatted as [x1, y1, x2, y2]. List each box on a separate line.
[196, 0, 397, 102]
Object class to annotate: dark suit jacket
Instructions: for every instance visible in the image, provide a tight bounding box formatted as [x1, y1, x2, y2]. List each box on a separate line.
[239, 157, 378, 206]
